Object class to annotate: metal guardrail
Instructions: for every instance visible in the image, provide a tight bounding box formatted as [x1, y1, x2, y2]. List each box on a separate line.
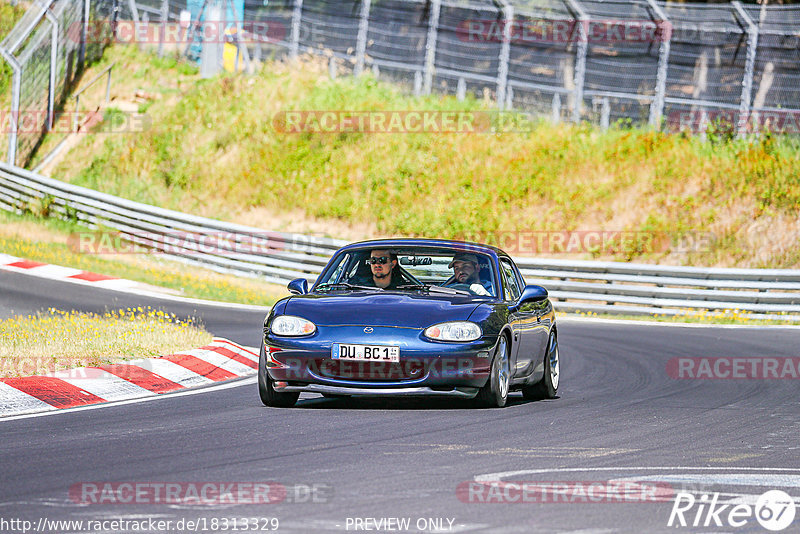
[1, 162, 799, 321]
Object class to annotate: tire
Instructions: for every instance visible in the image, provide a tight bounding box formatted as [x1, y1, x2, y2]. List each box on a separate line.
[258, 345, 299, 408]
[476, 335, 510, 408]
[522, 329, 560, 400]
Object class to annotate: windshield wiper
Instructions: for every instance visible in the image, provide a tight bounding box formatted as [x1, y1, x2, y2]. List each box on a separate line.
[315, 282, 380, 292]
[395, 284, 470, 296]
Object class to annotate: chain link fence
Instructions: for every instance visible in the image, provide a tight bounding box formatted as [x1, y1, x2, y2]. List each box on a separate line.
[0, 0, 124, 167]
[3, 0, 800, 167]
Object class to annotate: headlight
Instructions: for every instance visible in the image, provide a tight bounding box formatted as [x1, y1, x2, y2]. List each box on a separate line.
[270, 315, 316, 336]
[424, 321, 481, 342]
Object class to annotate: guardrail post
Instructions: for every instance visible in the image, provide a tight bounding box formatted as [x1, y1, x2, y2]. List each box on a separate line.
[354, 0, 371, 75]
[565, 0, 587, 123]
[290, 0, 303, 59]
[496, 0, 512, 110]
[552, 93, 561, 123]
[599, 97, 610, 129]
[645, 0, 670, 129]
[423, 0, 441, 94]
[733, 2, 758, 138]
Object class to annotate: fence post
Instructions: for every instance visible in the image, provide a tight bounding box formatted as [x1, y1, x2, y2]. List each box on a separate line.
[646, 0, 670, 129]
[44, 8, 59, 131]
[159, 0, 168, 57]
[565, 0, 587, 123]
[733, 2, 758, 137]
[79, 0, 91, 67]
[290, 0, 303, 59]
[0, 49, 21, 165]
[423, 0, 441, 94]
[354, 0, 371, 75]
[496, 0, 512, 110]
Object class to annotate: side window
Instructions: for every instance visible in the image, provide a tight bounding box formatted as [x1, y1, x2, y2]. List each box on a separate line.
[499, 258, 521, 301]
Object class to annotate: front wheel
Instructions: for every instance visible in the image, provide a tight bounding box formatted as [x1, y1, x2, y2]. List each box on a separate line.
[522, 330, 560, 400]
[476, 335, 510, 408]
[258, 345, 299, 408]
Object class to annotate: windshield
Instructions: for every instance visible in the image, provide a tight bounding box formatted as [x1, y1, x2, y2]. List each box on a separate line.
[315, 246, 498, 297]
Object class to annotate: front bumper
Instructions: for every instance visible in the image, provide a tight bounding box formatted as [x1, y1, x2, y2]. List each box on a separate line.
[264, 325, 496, 390]
[273, 383, 480, 398]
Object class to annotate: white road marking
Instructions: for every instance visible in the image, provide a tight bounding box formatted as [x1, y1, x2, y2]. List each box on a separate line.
[0, 382, 56, 416]
[475, 466, 800, 483]
[133, 358, 215, 388]
[58, 375, 156, 402]
[177, 348, 255, 376]
[0, 376, 256, 422]
[26, 264, 83, 277]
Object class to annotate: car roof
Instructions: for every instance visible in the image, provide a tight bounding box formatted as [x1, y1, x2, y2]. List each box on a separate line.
[338, 238, 508, 260]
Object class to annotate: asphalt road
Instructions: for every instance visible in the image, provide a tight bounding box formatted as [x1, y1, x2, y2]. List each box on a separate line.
[1, 270, 799, 534]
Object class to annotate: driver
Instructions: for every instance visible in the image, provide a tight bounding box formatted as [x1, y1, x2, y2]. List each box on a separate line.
[364, 249, 401, 289]
[447, 253, 492, 296]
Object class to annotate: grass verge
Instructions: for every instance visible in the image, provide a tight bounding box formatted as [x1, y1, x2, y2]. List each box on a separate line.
[0, 306, 212, 377]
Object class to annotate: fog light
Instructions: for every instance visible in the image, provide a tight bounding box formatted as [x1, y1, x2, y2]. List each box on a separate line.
[273, 381, 288, 389]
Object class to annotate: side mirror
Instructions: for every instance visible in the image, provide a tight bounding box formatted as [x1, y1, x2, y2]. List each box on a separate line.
[287, 278, 308, 295]
[519, 284, 548, 303]
[510, 285, 548, 313]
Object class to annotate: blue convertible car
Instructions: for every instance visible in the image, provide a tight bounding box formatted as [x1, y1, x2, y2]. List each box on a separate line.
[258, 238, 559, 408]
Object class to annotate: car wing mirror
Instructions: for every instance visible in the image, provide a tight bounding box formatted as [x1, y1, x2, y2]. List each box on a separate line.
[510, 285, 548, 312]
[287, 278, 308, 295]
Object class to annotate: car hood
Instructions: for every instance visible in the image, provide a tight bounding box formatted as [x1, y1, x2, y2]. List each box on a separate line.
[284, 291, 485, 328]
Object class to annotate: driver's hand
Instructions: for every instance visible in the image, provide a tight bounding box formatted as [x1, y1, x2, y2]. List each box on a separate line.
[470, 283, 489, 296]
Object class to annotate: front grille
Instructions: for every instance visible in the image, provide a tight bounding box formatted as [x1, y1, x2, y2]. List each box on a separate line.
[314, 359, 426, 382]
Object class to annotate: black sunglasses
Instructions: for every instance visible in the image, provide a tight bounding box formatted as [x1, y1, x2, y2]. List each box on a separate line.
[367, 256, 390, 265]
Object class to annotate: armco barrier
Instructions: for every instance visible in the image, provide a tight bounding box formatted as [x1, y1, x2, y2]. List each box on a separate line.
[2, 162, 799, 321]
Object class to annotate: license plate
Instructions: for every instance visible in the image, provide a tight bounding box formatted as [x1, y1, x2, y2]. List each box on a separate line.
[332, 344, 400, 363]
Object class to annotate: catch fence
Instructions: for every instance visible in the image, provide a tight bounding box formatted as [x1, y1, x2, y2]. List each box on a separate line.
[3, 0, 800, 166]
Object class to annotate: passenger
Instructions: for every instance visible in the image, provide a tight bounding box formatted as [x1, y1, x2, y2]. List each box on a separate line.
[447, 253, 491, 296]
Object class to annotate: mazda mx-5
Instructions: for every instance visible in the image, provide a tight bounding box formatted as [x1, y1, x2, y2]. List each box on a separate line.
[258, 238, 559, 408]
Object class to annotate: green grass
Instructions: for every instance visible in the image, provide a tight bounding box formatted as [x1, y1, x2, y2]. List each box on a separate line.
[0, 2, 27, 98]
[46, 45, 800, 269]
[0, 210, 286, 306]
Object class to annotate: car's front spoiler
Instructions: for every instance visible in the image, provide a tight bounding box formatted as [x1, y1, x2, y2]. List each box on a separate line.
[274, 383, 480, 398]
